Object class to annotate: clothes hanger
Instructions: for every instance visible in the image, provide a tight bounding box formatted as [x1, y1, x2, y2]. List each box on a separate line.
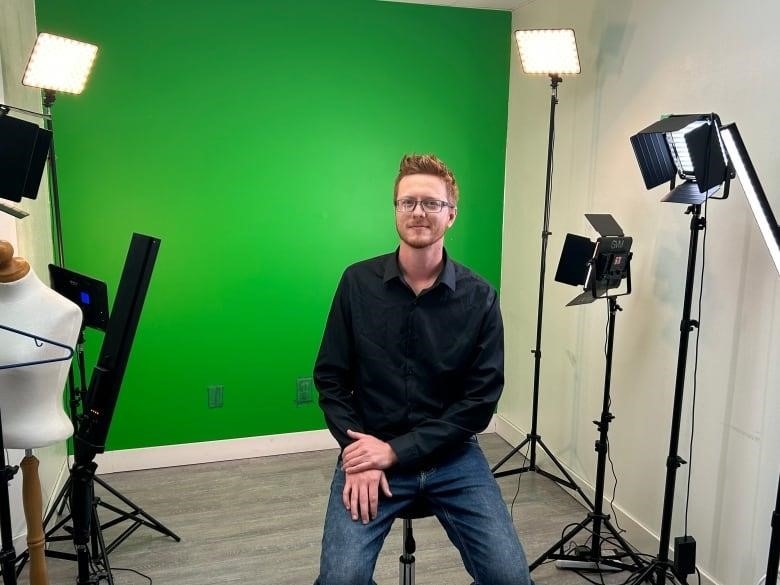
[0, 323, 74, 370]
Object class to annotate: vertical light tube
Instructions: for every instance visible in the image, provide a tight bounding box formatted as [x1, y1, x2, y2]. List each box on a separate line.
[720, 124, 780, 276]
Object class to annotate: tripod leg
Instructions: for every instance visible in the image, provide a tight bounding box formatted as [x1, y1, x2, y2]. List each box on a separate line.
[72, 461, 99, 585]
[532, 438, 595, 509]
[0, 493, 18, 585]
[598, 517, 645, 569]
[93, 475, 180, 541]
[90, 502, 100, 561]
[91, 505, 114, 585]
[492, 434, 587, 493]
[46, 476, 72, 523]
[529, 519, 591, 571]
[629, 560, 683, 585]
[490, 435, 531, 474]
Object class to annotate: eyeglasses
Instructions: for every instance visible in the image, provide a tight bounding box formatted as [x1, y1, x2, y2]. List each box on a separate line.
[394, 198, 456, 214]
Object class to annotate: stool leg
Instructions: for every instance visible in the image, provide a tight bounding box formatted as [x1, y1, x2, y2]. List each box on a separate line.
[399, 518, 416, 585]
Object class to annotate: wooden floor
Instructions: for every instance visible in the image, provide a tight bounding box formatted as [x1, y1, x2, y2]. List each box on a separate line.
[20, 434, 644, 585]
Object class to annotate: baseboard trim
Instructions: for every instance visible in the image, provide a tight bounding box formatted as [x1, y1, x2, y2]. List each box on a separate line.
[78, 429, 340, 473]
[76, 416, 498, 474]
[493, 414, 720, 585]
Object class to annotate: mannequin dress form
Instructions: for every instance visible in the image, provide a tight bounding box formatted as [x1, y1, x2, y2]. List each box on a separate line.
[0, 240, 81, 585]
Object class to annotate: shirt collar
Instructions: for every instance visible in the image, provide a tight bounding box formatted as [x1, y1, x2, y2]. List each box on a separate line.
[383, 248, 456, 292]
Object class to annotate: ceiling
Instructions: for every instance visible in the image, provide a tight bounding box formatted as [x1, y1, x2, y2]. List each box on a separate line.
[380, 0, 538, 11]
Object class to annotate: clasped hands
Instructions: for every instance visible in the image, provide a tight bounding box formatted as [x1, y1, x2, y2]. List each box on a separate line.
[341, 429, 398, 524]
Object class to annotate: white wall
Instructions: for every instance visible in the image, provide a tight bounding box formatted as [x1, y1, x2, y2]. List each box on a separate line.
[0, 0, 69, 551]
[499, 1, 780, 584]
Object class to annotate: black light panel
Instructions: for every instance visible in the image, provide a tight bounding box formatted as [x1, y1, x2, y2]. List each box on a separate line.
[0, 114, 52, 202]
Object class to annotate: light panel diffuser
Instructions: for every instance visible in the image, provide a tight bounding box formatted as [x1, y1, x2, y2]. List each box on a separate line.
[515, 29, 580, 75]
[23, 33, 98, 95]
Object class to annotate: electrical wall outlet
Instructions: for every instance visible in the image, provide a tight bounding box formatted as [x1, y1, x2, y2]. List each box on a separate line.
[208, 385, 224, 408]
[296, 377, 314, 406]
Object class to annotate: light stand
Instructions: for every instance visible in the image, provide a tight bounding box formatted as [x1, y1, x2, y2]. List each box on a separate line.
[532, 295, 643, 572]
[493, 74, 594, 502]
[630, 204, 704, 585]
[630, 115, 779, 584]
[492, 30, 592, 502]
[630, 113, 734, 584]
[42, 90, 64, 267]
[767, 473, 779, 585]
[0, 413, 20, 585]
[70, 233, 167, 585]
[532, 213, 643, 574]
[493, 74, 570, 477]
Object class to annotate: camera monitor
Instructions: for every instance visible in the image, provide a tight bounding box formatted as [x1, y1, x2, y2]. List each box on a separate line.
[49, 264, 109, 332]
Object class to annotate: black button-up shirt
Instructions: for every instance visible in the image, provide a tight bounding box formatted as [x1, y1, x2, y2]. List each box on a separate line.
[314, 249, 504, 470]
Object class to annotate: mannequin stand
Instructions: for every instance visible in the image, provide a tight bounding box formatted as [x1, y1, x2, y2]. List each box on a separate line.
[20, 454, 48, 585]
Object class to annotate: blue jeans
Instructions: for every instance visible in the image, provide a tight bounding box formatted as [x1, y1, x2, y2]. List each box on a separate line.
[314, 437, 533, 585]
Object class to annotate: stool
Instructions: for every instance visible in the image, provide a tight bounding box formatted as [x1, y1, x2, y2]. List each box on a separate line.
[399, 500, 433, 585]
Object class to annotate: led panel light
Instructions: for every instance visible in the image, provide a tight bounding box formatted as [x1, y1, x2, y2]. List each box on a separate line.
[515, 29, 580, 75]
[23, 33, 98, 95]
[720, 124, 780, 276]
[631, 114, 729, 199]
[667, 121, 707, 177]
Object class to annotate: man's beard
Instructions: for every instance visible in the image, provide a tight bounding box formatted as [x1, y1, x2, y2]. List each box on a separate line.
[396, 223, 444, 249]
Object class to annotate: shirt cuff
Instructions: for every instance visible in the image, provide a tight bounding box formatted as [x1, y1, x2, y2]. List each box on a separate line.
[388, 434, 419, 469]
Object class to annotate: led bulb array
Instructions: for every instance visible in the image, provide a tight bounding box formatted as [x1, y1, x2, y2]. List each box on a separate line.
[515, 29, 580, 76]
[23, 33, 98, 95]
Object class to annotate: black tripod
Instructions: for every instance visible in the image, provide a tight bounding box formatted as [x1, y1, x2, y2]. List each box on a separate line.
[631, 204, 706, 585]
[767, 473, 779, 585]
[492, 75, 594, 508]
[0, 413, 20, 585]
[15, 327, 180, 582]
[21, 467, 180, 583]
[530, 295, 643, 573]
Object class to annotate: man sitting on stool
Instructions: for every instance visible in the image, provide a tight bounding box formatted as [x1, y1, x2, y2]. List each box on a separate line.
[312, 154, 532, 585]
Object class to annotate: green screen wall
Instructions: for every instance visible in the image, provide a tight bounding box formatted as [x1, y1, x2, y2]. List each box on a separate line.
[36, 0, 511, 451]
